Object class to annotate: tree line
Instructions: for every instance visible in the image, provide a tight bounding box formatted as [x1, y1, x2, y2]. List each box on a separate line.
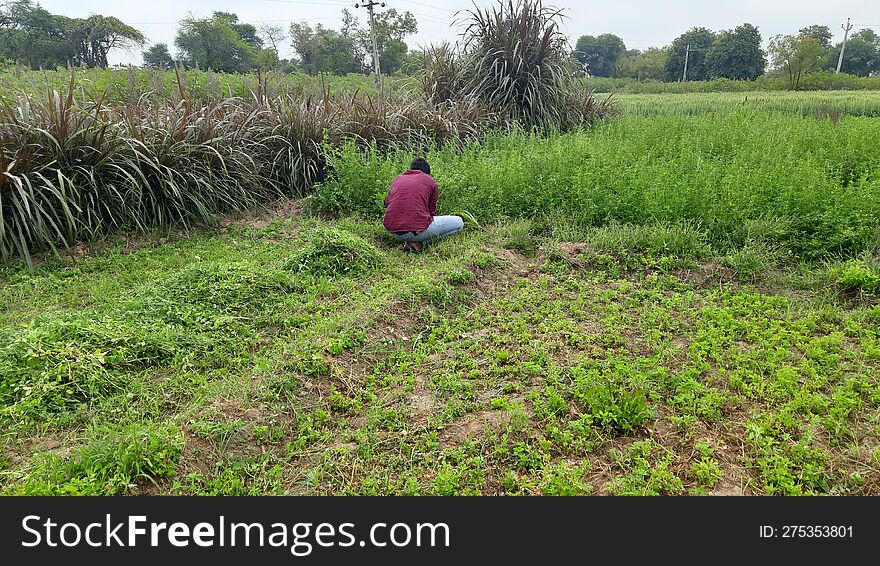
[575, 24, 880, 85]
[0, 0, 418, 75]
[2, 0, 878, 86]
[0, 0, 145, 68]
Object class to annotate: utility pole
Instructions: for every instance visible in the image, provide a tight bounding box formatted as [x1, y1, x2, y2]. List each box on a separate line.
[681, 44, 690, 82]
[355, 1, 385, 92]
[836, 18, 853, 74]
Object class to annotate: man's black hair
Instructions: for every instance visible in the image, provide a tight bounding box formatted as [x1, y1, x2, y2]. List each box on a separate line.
[410, 157, 431, 175]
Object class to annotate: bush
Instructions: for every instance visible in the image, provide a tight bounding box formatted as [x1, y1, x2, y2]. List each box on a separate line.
[285, 227, 382, 277]
[834, 260, 880, 296]
[417, 0, 616, 131]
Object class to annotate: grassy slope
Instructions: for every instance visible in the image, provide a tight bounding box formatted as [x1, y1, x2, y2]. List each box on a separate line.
[1, 207, 878, 496]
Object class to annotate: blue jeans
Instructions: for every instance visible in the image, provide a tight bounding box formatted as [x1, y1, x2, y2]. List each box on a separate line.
[391, 215, 464, 245]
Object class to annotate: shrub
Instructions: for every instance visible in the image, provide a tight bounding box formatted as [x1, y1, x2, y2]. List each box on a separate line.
[834, 260, 880, 297]
[416, 0, 615, 131]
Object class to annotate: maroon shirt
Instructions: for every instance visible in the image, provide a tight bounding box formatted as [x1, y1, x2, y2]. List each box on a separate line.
[383, 170, 438, 233]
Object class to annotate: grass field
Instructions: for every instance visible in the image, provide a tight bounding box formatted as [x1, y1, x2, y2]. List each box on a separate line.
[318, 101, 880, 262]
[615, 91, 880, 116]
[1, 90, 879, 496]
[0, 67, 397, 103]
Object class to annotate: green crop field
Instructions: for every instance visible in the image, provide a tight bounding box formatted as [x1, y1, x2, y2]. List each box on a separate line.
[615, 91, 880, 116]
[1, 87, 879, 496]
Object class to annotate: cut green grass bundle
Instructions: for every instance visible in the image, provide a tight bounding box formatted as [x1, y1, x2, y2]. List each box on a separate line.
[581, 221, 711, 260]
[284, 227, 382, 277]
[0, 313, 184, 421]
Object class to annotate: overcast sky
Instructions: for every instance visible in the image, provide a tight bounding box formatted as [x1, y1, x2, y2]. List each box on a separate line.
[33, 0, 879, 66]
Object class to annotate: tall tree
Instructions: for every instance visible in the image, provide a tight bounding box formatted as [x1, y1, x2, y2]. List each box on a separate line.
[67, 15, 145, 68]
[666, 27, 716, 81]
[705, 23, 766, 80]
[616, 47, 669, 81]
[213, 11, 262, 48]
[290, 8, 417, 76]
[175, 12, 260, 73]
[259, 23, 286, 54]
[0, 0, 69, 68]
[573, 33, 626, 77]
[769, 34, 824, 89]
[142, 42, 174, 69]
[799, 24, 833, 47]
[290, 20, 366, 75]
[0, 1, 144, 68]
[824, 29, 880, 76]
[359, 8, 417, 75]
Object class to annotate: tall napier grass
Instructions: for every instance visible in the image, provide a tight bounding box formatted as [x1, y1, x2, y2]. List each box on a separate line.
[315, 109, 880, 261]
[418, 0, 616, 131]
[0, 70, 497, 264]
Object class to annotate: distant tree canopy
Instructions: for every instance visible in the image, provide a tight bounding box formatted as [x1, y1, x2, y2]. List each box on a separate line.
[705, 23, 766, 80]
[142, 42, 174, 70]
[581, 22, 880, 83]
[572, 33, 626, 77]
[769, 32, 825, 89]
[0, 0, 144, 68]
[369, 9, 417, 75]
[68, 15, 145, 68]
[290, 17, 366, 75]
[616, 47, 669, 81]
[767, 26, 880, 82]
[289, 8, 417, 76]
[799, 24, 833, 47]
[666, 27, 716, 81]
[1, 1, 876, 83]
[822, 29, 880, 76]
[175, 12, 275, 73]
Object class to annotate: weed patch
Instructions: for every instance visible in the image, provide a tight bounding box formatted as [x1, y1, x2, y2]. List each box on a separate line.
[3, 422, 183, 495]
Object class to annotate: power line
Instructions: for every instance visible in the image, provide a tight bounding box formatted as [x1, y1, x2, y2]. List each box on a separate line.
[263, 0, 351, 5]
[395, 0, 457, 13]
[406, 10, 454, 25]
[130, 18, 344, 25]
